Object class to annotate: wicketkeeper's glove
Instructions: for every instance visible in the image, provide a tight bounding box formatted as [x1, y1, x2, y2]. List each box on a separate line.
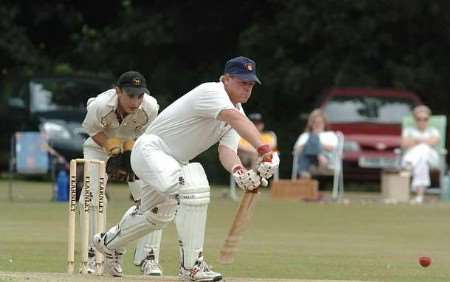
[106, 139, 136, 182]
[104, 137, 123, 156]
[122, 139, 136, 182]
[106, 154, 128, 181]
[255, 144, 280, 180]
[232, 164, 261, 192]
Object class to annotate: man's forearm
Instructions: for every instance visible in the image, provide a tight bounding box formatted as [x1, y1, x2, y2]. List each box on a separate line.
[219, 109, 263, 150]
[219, 145, 243, 173]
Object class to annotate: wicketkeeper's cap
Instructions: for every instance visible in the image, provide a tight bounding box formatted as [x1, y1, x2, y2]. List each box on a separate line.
[224, 56, 261, 84]
[117, 71, 150, 96]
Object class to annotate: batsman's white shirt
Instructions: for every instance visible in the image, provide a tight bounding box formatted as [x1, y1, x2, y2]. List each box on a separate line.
[145, 81, 242, 163]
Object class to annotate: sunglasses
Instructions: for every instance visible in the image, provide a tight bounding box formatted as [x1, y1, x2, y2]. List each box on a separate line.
[415, 117, 429, 122]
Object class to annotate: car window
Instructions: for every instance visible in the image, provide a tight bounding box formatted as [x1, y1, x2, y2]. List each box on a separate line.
[323, 95, 416, 123]
[29, 78, 109, 112]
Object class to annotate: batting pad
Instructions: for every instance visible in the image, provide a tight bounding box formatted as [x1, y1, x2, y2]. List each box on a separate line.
[133, 229, 162, 265]
[128, 179, 144, 201]
[106, 198, 177, 250]
[176, 163, 210, 269]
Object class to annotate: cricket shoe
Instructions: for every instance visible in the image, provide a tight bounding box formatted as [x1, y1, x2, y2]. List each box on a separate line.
[93, 233, 124, 277]
[142, 256, 162, 276]
[178, 257, 222, 281]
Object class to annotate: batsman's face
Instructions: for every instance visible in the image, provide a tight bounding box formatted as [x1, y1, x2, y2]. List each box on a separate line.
[224, 76, 256, 104]
[116, 87, 144, 114]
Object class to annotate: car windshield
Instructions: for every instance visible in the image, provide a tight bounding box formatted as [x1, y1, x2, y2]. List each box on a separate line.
[29, 78, 110, 112]
[323, 95, 416, 123]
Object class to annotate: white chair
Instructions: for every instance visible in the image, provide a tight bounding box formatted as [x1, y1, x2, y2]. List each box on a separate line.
[291, 132, 344, 200]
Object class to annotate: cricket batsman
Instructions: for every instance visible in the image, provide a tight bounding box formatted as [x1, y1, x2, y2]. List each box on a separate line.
[93, 56, 280, 281]
[81, 70, 162, 275]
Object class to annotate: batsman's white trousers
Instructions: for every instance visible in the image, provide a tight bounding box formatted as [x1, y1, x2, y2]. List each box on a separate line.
[131, 134, 184, 195]
[402, 143, 439, 188]
[130, 134, 211, 269]
[103, 134, 182, 250]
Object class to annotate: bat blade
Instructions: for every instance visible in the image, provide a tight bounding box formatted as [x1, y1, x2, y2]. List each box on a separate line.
[218, 190, 259, 264]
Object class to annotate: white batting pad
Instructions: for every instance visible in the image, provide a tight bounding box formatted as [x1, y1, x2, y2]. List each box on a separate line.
[176, 163, 210, 269]
[128, 179, 144, 201]
[133, 229, 163, 265]
[106, 198, 177, 250]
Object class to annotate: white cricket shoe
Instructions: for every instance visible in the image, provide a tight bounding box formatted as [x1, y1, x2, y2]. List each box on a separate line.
[86, 248, 96, 274]
[142, 256, 162, 276]
[179, 257, 222, 281]
[93, 233, 124, 277]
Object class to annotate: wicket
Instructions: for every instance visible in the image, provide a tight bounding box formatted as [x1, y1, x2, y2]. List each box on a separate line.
[67, 159, 106, 274]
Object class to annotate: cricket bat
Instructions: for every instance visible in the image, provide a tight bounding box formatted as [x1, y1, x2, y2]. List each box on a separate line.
[218, 188, 260, 264]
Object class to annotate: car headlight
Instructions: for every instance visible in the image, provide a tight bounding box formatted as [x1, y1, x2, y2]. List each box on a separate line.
[343, 140, 360, 152]
[41, 121, 71, 140]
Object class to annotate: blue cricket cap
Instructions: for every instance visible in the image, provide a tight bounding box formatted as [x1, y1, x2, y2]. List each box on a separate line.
[224, 56, 261, 84]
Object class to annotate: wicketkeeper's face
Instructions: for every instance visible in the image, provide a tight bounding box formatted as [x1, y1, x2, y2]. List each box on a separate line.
[224, 75, 256, 104]
[116, 87, 144, 114]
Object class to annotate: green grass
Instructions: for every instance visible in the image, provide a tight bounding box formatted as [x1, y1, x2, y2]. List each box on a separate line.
[1, 180, 450, 281]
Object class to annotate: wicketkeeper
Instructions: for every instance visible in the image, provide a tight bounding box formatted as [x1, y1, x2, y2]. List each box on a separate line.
[81, 70, 162, 275]
[93, 56, 280, 281]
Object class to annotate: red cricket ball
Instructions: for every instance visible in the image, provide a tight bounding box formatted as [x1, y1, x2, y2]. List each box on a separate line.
[419, 256, 431, 267]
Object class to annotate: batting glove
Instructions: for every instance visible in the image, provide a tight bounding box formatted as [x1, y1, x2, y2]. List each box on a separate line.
[232, 165, 261, 192]
[256, 144, 280, 180]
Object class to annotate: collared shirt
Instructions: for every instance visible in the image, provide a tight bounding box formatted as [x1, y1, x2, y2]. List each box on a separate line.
[82, 89, 159, 140]
[145, 82, 242, 162]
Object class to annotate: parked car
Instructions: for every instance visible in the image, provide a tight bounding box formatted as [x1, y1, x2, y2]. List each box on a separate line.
[319, 88, 422, 180]
[0, 75, 112, 170]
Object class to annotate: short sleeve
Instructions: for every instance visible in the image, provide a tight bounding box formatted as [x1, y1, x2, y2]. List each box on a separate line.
[321, 131, 339, 147]
[82, 97, 104, 136]
[194, 85, 235, 120]
[142, 95, 160, 127]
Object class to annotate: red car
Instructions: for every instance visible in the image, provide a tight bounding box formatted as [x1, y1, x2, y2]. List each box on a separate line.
[320, 88, 422, 180]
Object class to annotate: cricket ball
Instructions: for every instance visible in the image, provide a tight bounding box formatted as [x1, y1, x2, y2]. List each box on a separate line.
[419, 256, 431, 267]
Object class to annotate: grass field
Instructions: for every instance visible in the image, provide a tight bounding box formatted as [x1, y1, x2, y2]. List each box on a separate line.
[1, 179, 450, 281]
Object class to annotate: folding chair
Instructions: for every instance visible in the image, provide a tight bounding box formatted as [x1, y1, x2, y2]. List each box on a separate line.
[399, 115, 447, 196]
[291, 132, 344, 200]
[8, 132, 52, 201]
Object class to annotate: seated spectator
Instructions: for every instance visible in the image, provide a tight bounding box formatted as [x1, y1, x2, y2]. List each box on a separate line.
[294, 109, 338, 179]
[238, 113, 277, 169]
[401, 105, 440, 204]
